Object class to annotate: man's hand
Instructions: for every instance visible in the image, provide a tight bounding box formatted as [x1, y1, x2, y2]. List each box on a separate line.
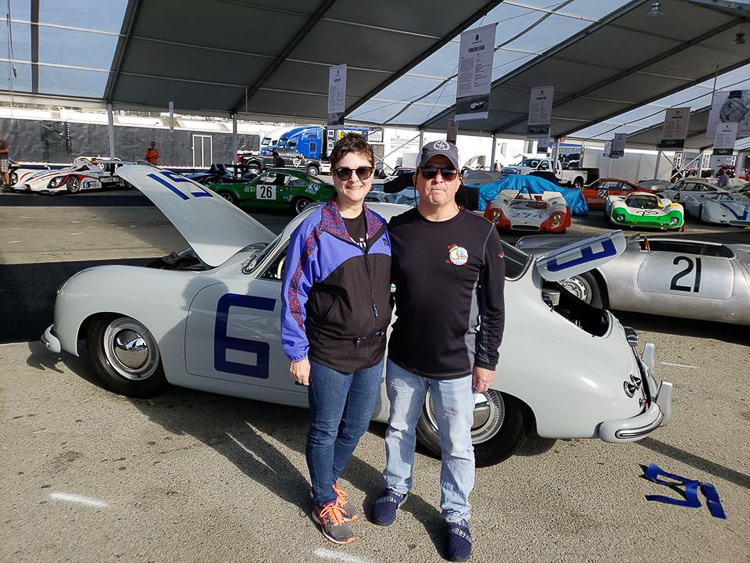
[472, 365, 496, 394]
[290, 358, 311, 386]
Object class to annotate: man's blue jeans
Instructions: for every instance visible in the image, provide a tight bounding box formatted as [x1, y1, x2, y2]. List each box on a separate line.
[307, 359, 384, 506]
[383, 359, 475, 522]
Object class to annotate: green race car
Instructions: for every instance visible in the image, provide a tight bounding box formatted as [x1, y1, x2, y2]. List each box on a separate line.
[606, 192, 685, 230]
[207, 168, 335, 214]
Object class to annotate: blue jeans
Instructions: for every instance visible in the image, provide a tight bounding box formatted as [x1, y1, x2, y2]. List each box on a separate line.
[383, 359, 475, 522]
[307, 359, 384, 506]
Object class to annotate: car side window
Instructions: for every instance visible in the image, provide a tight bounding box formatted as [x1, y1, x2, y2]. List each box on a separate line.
[260, 244, 289, 281]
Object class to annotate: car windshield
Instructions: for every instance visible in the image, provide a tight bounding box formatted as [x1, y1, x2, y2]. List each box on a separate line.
[502, 241, 531, 280]
[516, 158, 540, 167]
[241, 233, 283, 274]
[627, 196, 660, 209]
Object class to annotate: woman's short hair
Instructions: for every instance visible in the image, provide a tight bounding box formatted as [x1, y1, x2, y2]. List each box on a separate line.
[329, 132, 374, 169]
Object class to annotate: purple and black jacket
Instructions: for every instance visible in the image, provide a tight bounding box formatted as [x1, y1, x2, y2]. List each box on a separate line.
[280, 200, 392, 373]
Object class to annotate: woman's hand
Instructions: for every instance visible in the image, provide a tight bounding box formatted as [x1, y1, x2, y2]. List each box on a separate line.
[290, 358, 311, 386]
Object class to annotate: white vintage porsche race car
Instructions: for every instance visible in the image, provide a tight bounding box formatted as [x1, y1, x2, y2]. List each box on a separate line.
[683, 192, 750, 226]
[41, 165, 672, 466]
[606, 192, 685, 230]
[517, 234, 750, 325]
[11, 157, 132, 194]
[483, 188, 572, 233]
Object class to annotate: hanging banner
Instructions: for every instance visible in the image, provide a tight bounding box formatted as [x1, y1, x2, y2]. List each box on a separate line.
[603, 140, 612, 158]
[713, 122, 738, 156]
[536, 135, 550, 153]
[610, 133, 627, 159]
[527, 86, 554, 136]
[659, 107, 690, 148]
[706, 90, 750, 139]
[455, 24, 496, 121]
[446, 120, 459, 144]
[328, 64, 347, 125]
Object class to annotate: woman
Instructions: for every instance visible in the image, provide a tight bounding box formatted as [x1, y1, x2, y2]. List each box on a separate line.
[280, 133, 391, 545]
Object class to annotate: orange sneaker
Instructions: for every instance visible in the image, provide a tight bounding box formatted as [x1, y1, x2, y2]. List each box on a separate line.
[312, 501, 355, 545]
[333, 481, 358, 522]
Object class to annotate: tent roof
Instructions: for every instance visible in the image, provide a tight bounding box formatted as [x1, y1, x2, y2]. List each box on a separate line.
[1, 0, 748, 150]
[414, 0, 750, 141]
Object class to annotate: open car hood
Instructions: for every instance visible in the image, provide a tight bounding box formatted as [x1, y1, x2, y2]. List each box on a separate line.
[117, 165, 274, 267]
[534, 231, 627, 282]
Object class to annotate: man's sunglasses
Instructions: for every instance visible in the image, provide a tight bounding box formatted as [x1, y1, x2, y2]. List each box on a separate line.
[419, 166, 458, 181]
[334, 166, 374, 181]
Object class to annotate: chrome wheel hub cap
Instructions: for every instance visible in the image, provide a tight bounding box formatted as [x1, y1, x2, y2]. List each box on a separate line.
[425, 389, 505, 445]
[103, 318, 159, 381]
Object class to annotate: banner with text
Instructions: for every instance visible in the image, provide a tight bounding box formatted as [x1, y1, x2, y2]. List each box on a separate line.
[706, 90, 750, 139]
[527, 86, 554, 136]
[610, 133, 627, 158]
[659, 107, 690, 149]
[455, 24, 496, 121]
[328, 64, 347, 125]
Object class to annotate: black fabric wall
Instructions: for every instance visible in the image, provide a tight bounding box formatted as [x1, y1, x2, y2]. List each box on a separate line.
[0, 118, 259, 166]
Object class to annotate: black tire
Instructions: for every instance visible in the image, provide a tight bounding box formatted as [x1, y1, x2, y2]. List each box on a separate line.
[559, 271, 602, 308]
[306, 165, 320, 176]
[86, 315, 168, 398]
[66, 176, 81, 193]
[416, 389, 531, 467]
[9, 171, 17, 185]
[218, 191, 237, 205]
[292, 196, 313, 215]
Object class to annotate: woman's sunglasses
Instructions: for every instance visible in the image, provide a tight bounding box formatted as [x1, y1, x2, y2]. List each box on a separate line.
[419, 166, 458, 181]
[334, 166, 374, 181]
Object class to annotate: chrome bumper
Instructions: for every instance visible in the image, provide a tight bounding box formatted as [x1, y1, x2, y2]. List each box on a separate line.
[599, 341, 673, 443]
[41, 324, 62, 353]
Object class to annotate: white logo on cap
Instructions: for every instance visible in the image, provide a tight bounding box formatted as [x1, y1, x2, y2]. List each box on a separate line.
[433, 141, 450, 150]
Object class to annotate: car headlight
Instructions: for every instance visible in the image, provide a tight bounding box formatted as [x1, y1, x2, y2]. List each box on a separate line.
[670, 216, 679, 225]
[550, 212, 563, 227]
[615, 214, 625, 222]
[49, 177, 59, 188]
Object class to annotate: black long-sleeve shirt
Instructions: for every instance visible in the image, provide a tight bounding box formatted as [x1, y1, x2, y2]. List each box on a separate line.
[388, 207, 505, 379]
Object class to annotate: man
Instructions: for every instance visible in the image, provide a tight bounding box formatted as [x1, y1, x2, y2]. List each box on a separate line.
[145, 141, 159, 165]
[0, 136, 10, 190]
[272, 150, 286, 168]
[372, 140, 505, 562]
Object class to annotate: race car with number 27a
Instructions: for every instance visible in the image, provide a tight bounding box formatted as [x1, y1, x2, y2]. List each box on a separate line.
[41, 165, 672, 467]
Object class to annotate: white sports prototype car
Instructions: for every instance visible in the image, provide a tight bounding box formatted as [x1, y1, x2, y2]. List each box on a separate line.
[517, 234, 750, 325]
[11, 157, 132, 194]
[483, 188, 571, 233]
[683, 191, 750, 226]
[41, 165, 672, 466]
[606, 192, 685, 230]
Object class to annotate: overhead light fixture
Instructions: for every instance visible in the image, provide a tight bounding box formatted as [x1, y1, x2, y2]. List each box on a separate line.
[647, 1, 663, 16]
[734, 32, 746, 45]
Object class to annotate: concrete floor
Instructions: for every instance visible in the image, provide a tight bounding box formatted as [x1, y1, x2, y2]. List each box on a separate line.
[1, 189, 749, 563]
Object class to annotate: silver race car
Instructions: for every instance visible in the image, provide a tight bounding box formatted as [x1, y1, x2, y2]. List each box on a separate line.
[683, 192, 750, 226]
[517, 234, 750, 325]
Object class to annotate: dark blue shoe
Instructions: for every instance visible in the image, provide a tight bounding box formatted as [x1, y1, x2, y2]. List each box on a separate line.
[445, 519, 472, 562]
[371, 488, 407, 526]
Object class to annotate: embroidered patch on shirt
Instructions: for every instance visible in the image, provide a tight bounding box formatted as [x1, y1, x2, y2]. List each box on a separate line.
[446, 243, 468, 266]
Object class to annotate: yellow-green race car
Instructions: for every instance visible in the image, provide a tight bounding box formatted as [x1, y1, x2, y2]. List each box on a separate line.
[207, 168, 335, 214]
[605, 192, 684, 230]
